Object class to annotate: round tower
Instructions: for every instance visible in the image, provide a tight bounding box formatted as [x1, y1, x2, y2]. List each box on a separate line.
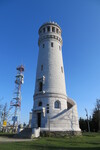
[32, 22, 81, 134]
[35, 22, 66, 96]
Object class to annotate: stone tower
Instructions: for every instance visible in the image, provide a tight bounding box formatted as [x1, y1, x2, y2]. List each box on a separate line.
[31, 22, 81, 135]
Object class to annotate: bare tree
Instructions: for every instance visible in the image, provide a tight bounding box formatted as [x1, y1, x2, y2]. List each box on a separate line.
[85, 108, 90, 132]
[0, 97, 3, 123]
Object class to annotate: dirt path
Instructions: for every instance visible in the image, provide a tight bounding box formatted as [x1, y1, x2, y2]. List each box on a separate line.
[0, 136, 34, 142]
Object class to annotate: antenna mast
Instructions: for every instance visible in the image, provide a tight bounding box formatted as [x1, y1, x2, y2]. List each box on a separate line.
[10, 65, 24, 131]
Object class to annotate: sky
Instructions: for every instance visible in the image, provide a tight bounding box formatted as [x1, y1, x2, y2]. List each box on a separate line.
[0, 0, 100, 124]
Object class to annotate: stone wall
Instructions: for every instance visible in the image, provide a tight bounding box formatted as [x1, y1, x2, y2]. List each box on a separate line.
[40, 131, 82, 137]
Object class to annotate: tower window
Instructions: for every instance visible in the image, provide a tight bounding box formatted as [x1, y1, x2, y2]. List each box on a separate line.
[38, 101, 42, 106]
[41, 65, 43, 71]
[56, 28, 58, 33]
[47, 110, 49, 113]
[39, 82, 43, 91]
[47, 26, 50, 32]
[52, 27, 55, 32]
[59, 46, 61, 50]
[43, 28, 45, 33]
[61, 66, 63, 73]
[43, 44, 45, 48]
[46, 104, 49, 113]
[51, 42, 53, 47]
[55, 100, 61, 109]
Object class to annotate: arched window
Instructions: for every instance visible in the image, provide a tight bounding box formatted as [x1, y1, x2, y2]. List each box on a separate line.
[38, 101, 42, 106]
[55, 100, 61, 109]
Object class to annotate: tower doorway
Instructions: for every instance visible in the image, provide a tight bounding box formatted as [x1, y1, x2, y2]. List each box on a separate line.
[37, 113, 41, 127]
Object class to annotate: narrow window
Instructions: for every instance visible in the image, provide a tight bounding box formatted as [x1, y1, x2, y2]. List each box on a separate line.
[41, 65, 43, 71]
[47, 110, 49, 113]
[52, 27, 55, 32]
[39, 82, 43, 91]
[59, 46, 61, 50]
[38, 101, 42, 106]
[43, 44, 45, 48]
[56, 28, 58, 33]
[55, 101, 60, 109]
[47, 26, 50, 32]
[46, 104, 49, 113]
[51, 42, 53, 47]
[61, 66, 63, 73]
[43, 28, 45, 33]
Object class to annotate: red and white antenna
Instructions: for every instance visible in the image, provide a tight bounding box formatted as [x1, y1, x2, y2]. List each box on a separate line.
[10, 65, 24, 129]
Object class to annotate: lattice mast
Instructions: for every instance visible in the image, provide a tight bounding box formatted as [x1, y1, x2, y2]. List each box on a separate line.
[10, 65, 24, 127]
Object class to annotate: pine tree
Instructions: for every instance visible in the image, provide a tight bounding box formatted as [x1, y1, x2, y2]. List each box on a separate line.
[92, 99, 100, 132]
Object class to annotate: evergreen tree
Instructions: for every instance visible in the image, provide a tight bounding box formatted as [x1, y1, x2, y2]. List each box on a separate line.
[79, 117, 87, 131]
[92, 99, 100, 132]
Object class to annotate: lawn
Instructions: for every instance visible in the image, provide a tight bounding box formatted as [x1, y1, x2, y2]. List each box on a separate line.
[0, 132, 100, 150]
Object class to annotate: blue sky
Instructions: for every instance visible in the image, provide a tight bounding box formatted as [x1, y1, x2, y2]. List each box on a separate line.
[0, 0, 100, 124]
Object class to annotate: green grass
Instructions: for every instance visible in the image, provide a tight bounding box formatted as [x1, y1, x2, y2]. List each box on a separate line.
[0, 132, 100, 150]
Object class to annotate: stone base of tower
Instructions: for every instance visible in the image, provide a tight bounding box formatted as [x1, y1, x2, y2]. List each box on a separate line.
[40, 130, 81, 137]
[31, 94, 81, 136]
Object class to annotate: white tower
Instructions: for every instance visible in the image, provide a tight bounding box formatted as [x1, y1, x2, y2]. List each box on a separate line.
[31, 22, 81, 135]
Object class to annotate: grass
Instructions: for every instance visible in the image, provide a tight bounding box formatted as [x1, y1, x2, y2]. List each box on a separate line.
[0, 132, 100, 150]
